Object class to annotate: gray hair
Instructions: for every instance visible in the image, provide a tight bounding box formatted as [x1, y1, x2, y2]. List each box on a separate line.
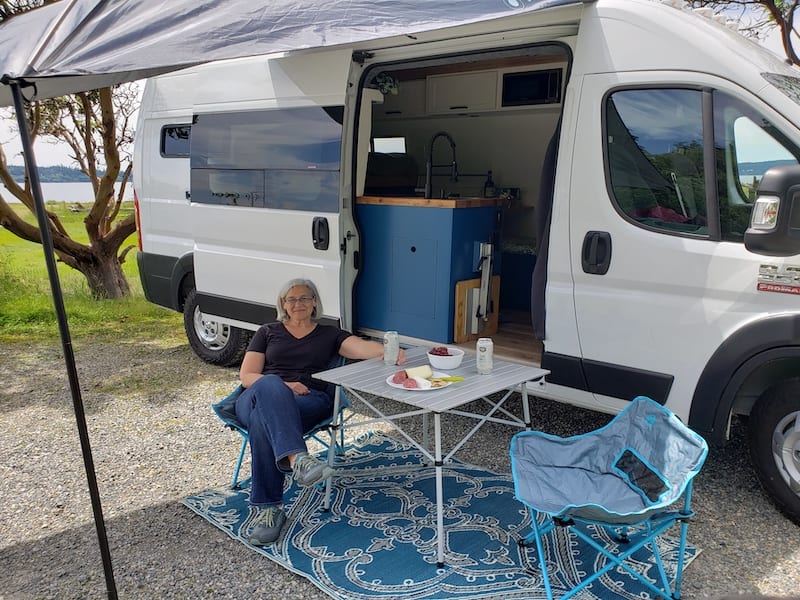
[276, 278, 323, 321]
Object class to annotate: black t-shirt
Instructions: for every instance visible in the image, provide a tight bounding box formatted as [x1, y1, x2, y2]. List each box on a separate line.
[247, 322, 352, 391]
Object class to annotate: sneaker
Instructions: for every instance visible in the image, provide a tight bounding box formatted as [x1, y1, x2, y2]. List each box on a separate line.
[293, 452, 334, 487]
[247, 505, 286, 546]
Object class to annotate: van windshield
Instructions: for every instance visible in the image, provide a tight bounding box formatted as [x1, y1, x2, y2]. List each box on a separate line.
[762, 72, 800, 105]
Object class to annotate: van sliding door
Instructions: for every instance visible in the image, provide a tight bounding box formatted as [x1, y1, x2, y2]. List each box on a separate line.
[190, 105, 344, 326]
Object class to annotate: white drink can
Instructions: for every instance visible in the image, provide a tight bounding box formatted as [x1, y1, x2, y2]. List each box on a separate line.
[383, 330, 400, 366]
[476, 337, 493, 374]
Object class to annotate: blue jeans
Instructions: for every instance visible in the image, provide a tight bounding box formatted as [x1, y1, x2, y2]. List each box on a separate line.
[234, 375, 333, 506]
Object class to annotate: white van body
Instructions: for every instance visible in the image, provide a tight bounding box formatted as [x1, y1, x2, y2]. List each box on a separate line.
[133, 0, 800, 523]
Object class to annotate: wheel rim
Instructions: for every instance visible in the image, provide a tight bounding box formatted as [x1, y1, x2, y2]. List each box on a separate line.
[772, 409, 800, 495]
[192, 306, 231, 351]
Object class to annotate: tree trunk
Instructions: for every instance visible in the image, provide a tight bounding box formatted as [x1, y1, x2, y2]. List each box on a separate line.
[75, 253, 131, 299]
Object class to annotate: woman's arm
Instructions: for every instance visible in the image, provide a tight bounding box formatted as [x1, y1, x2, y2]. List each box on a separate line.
[239, 351, 266, 388]
[339, 335, 406, 364]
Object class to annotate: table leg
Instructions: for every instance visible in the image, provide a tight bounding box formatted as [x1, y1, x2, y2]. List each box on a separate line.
[434, 412, 445, 568]
[422, 412, 430, 454]
[520, 382, 532, 430]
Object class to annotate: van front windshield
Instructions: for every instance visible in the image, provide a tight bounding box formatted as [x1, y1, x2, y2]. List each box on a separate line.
[762, 72, 800, 106]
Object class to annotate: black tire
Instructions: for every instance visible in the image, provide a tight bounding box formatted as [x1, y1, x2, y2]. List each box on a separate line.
[182, 288, 251, 367]
[748, 378, 800, 526]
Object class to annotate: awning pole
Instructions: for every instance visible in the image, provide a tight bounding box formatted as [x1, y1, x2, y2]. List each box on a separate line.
[9, 80, 118, 600]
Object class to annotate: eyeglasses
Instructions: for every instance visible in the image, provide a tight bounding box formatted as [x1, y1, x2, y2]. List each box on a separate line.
[284, 296, 315, 305]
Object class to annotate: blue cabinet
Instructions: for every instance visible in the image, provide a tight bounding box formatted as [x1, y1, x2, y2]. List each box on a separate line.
[355, 198, 500, 342]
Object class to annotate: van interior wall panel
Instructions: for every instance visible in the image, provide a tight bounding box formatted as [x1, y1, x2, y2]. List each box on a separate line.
[371, 109, 559, 238]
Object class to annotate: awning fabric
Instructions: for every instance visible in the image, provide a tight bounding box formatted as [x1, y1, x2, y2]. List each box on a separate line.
[0, 0, 581, 106]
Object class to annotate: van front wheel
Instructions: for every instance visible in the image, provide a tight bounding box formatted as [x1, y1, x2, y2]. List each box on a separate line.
[749, 378, 800, 526]
[183, 288, 250, 367]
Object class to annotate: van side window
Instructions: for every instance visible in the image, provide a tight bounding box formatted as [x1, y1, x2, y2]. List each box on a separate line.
[713, 92, 800, 242]
[161, 125, 191, 157]
[189, 106, 343, 211]
[606, 89, 708, 236]
[606, 88, 800, 242]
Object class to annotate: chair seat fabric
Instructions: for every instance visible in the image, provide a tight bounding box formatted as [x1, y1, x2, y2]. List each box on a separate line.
[212, 377, 350, 489]
[511, 396, 708, 524]
[212, 386, 245, 432]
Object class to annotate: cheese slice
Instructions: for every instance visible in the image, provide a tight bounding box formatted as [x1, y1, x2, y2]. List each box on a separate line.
[405, 364, 433, 379]
[412, 376, 432, 389]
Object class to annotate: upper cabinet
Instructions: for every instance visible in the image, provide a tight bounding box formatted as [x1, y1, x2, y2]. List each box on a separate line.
[376, 79, 426, 118]
[426, 71, 498, 114]
[374, 63, 566, 119]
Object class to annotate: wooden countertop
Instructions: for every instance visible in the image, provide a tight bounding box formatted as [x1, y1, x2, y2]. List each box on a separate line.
[356, 195, 508, 209]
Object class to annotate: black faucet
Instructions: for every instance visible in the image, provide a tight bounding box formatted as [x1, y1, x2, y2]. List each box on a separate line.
[425, 131, 458, 199]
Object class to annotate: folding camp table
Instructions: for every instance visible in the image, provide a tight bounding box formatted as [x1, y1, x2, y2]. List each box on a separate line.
[313, 346, 548, 568]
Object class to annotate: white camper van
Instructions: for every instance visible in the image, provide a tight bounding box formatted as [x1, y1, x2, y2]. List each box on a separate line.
[133, 0, 800, 524]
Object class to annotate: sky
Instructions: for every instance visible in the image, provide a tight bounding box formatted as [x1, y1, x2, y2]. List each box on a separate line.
[0, 116, 79, 166]
[0, 9, 789, 167]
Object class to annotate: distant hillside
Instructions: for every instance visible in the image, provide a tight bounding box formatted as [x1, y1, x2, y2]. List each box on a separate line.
[738, 159, 796, 177]
[7, 165, 107, 182]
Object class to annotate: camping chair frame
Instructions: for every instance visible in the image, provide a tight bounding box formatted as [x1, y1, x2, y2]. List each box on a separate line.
[510, 396, 708, 600]
[211, 382, 350, 490]
[518, 483, 697, 600]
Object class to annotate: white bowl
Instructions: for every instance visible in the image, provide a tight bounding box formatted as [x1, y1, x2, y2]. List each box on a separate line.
[427, 346, 465, 370]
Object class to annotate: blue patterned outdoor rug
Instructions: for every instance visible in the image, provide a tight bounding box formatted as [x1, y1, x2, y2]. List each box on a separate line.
[183, 432, 698, 599]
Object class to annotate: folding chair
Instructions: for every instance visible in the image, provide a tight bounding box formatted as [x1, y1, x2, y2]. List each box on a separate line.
[211, 379, 350, 489]
[510, 396, 708, 600]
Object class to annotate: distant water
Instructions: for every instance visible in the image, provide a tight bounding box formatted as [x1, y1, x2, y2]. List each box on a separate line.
[4, 181, 134, 204]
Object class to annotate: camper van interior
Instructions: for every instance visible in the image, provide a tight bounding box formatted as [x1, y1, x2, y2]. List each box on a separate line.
[353, 44, 569, 363]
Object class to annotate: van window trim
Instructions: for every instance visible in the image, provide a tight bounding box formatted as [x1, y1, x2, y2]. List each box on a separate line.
[604, 81, 800, 243]
[601, 83, 720, 241]
[159, 123, 192, 158]
[188, 106, 344, 211]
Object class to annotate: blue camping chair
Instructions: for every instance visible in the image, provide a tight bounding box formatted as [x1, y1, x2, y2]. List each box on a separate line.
[212, 376, 350, 490]
[510, 396, 708, 600]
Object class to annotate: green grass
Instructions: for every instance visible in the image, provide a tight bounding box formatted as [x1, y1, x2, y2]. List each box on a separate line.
[0, 201, 184, 344]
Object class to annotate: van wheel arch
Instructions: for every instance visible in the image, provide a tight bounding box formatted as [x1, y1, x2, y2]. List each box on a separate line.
[182, 287, 251, 367]
[689, 314, 800, 444]
[171, 254, 195, 312]
[688, 313, 800, 524]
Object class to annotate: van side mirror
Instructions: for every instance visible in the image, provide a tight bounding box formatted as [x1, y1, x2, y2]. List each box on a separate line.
[744, 164, 800, 257]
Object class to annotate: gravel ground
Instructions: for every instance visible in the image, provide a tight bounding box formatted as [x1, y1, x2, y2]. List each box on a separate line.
[1, 338, 799, 600]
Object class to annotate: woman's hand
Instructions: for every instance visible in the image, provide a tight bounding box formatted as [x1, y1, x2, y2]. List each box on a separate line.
[340, 334, 407, 363]
[286, 381, 310, 395]
[395, 347, 407, 365]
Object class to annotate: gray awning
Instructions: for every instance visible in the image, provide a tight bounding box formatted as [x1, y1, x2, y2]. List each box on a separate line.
[0, 0, 582, 106]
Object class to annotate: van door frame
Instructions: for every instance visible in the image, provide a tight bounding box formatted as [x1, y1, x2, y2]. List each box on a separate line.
[341, 27, 579, 338]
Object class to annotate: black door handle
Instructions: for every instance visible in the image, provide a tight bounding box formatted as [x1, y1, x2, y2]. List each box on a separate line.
[312, 217, 329, 250]
[581, 231, 612, 275]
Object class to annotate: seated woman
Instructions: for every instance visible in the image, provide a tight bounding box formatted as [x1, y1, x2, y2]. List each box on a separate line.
[236, 277, 406, 546]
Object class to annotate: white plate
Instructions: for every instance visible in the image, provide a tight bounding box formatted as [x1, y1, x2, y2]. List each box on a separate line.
[386, 371, 452, 391]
